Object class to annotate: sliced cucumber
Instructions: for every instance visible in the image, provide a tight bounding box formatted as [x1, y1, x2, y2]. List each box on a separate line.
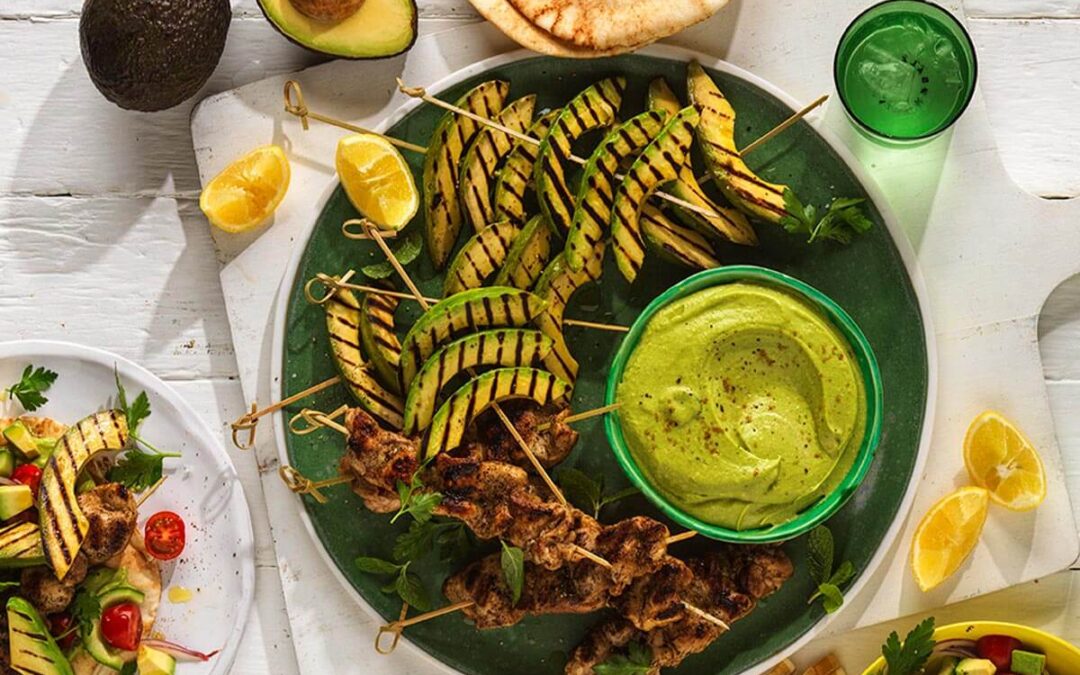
[532, 252, 604, 383]
[460, 95, 537, 232]
[493, 214, 553, 290]
[493, 109, 560, 223]
[610, 107, 700, 283]
[443, 220, 522, 296]
[535, 78, 626, 234]
[687, 61, 789, 224]
[399, 287, 548, 390]
[402, 329, 554, 435]
[7, 596, 73, 675]
[359, 288, 402, 392]
[641, 205, 722, 270]
[39, 410, 129, 580]
[0, 522, 44, 568]
[423, 80, 510, 269]
[423, 367, 571, 458]
[564, 110, 668, 272]
[647, 77, 682, 118]
[325, 287, 405, 428]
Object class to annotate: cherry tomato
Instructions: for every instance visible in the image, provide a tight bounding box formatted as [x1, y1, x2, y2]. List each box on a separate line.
[48, 612, 77, 651]
[12, 465, 42, 497]
[977, 635, 1023, 671]
[100, 602, 141, 652]
[144, 511, 186, 561]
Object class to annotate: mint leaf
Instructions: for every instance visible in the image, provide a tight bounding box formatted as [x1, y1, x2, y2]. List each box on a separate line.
[354, 556, 402, 576]
[807, 526, 834, 586]
[500, 541, 524, 606]
[829, 560, 856, 588]
[393, 520, 435, 563]
[558, 467, 602, 514]
[818, 583, 844, 613]
[4, 365, 58, 412]
[361, 231, 423, 280]
[594, 641, 652, 675]
[395, 569, 431, 611]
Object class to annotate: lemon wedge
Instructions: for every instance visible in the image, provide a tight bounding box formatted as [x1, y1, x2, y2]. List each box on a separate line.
[910, 486, 989, 592]
[963, 410, 1047, 512]
[336, 134, 419, 231]
[200, 145, 291, 233]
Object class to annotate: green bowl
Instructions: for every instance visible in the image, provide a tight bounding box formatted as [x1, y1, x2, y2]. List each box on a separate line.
[604, 265, 884, 543]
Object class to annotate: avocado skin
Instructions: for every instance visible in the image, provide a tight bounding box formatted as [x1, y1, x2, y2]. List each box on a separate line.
[256, 0, 418, 60]
[80, 0, 231, 112]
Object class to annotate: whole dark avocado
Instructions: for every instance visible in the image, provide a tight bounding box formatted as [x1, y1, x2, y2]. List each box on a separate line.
[80, 0, 231, 112]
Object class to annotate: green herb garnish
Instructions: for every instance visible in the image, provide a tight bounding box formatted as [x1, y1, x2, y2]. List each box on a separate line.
[500, 541, 524, 605]
[594, 641, 653, 675]
[807, 525, 856, 613]
[354, 556, 431, 611]
[393, 519, 470, 564]
[781, 189, 873, 244]
[3, 365, 58, 412]
[361, 231, 423, 279]
[391, 470, 442, 525]
[70, 588, 101, 640]
[558, 467, 639, 519]
[108, 369, 180, 491]
[882, 617, 936, 675]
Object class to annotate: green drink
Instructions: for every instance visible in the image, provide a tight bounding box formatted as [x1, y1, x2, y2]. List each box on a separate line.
[835, 0, 977, 142]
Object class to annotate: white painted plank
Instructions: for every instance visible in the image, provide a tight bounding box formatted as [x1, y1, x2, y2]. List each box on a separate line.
[968, 0, 1080, 18]
[0, 0, 479, 19]
[0, 196, 236, 379]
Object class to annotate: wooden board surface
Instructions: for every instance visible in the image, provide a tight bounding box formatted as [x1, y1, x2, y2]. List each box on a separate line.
[3, 0, 1080, 673]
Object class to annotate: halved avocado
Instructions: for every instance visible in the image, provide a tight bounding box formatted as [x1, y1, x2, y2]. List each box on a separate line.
[257, 0, 417, 59]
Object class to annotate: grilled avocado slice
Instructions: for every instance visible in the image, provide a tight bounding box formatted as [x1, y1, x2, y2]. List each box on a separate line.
[423, 367, 571, 458]
[423, 80, 510, 269]
[535, 78, 626, 234]
[533, 252, 604, 383]
[443, 220, 522, 296]
[610, 107, 700, 283]
[493, 215, 553, 290]
[493, 109, 560, 223]
[39, 410, 128, 580]
[0, 522, 44, 568]
[325, 287, 405, 428]
[647, 77, 682, 117]
[460, 95, 537, 232]
[399, 287, 548, 389]
[402, 329, 554, 435]
[687, 61, 790, 224]
[7, 596, 73, 675]
[641, 205, 722, 270]
[565, 110, 668, 272]
[359, 288, 402, 392]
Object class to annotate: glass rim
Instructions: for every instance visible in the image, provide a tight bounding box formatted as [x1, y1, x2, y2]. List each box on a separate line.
[603, 266, 885, 544]
[832, 0, 979, 142]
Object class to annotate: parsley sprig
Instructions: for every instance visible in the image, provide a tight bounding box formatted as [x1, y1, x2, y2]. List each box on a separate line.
[558, 467, 639, 519]
[108, 368, 180, 491]
[70, 588, 101, 640]
[3, 365, 58, 412]
[781, 189, 873, 244]
[882, 617, 936, 675]
[392, 519, 471, 565]
[594, 641, 653, 675]
[354, 556, 431, 611]
[391, 469, 443, 525]
[807, 525, 855, 613]
[500, 541, 524, 605]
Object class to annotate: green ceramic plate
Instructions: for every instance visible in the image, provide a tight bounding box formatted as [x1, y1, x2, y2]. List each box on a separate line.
[272, 47, 933, 675]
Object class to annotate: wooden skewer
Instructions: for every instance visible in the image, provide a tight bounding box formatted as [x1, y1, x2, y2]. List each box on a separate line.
[536, 402, 623, 432]
[229, 376, 342, 449]
[135, 476, 167, 509]
[739, 94, 829, 157]
[284, 80, 427, 154]
[666, 530, 698, 545]
[374, 603, 412, 655]
[289, 404, 348, 435]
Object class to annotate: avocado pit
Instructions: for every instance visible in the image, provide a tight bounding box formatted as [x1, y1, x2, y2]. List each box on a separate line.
[289, 0, 365, 22]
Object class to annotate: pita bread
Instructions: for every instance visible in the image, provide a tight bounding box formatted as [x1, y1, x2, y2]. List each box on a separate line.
[468, 0, 641, 57]
[506, 0, 730, 50]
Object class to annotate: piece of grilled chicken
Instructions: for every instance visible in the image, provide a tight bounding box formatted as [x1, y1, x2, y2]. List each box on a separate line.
[340, 408, 668, 580]
[565, 546, 794, 674]
[19, 483, 138, 614]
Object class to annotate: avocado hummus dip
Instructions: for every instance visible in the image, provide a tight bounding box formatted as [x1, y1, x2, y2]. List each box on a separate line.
[616, 282, 867, 530]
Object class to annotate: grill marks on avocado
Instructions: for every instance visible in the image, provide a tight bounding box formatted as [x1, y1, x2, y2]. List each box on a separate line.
[402, 329, 554, 434]
[565, 110, 668, 272]
[398, 288, 547, 390]
[610, 107, 700, 283]
[423, 367, 570, 458]
[444, 221, 523, 296]
[641, 205, 722, 270]
[532, 252, 603, 383]
[535, 78, 626, 234]
[493, 214, 553, 290]
[40, 410, 129, 581]
[359, 289, 402, 392]
[423, 80, 510, 269]
[7, 597, 72, 675]
[493, 110, 560, 224]
[686, 61, 790, 224]
[0, 521, 44, 565]
[325, 288, 405, 428]
[460, 95, 537, 232]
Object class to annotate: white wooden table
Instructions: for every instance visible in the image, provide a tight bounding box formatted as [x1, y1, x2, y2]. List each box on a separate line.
[1, 1, 1078, 672]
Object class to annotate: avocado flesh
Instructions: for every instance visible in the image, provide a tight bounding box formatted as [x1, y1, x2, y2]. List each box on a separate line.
[7, 596, 74, 675]
[3, 421, 40, 459]
[258, 0, 417, 58]
[0, 485, 32, 521]
[138, 645, 177, 675]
